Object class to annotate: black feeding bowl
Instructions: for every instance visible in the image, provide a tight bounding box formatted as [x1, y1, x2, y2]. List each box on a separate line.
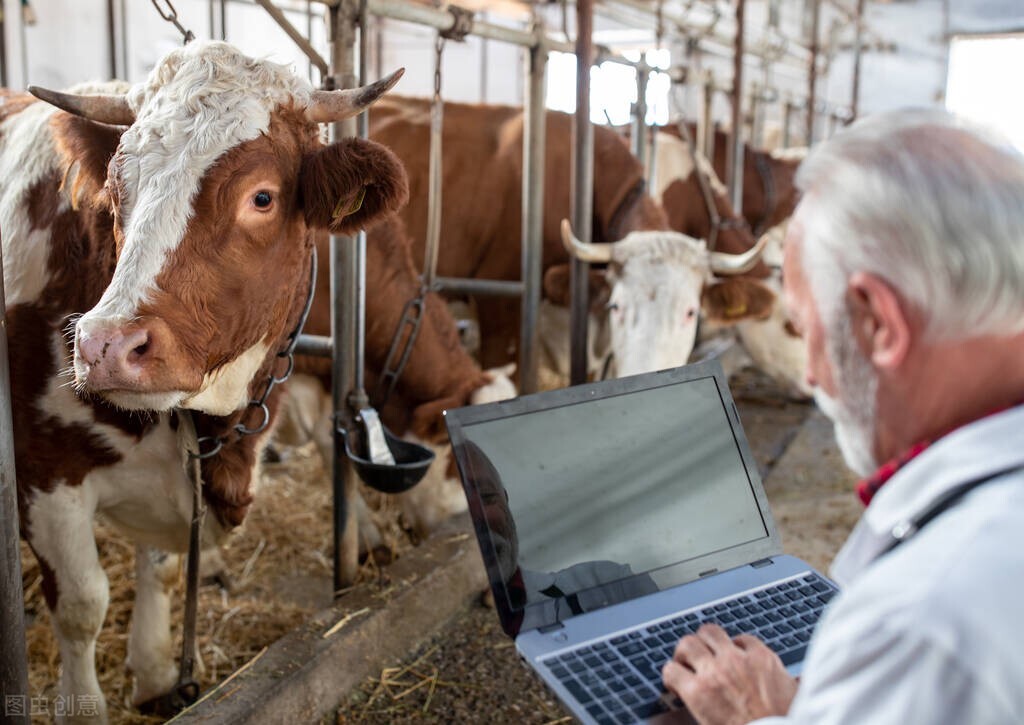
[340, 425, 435, 494]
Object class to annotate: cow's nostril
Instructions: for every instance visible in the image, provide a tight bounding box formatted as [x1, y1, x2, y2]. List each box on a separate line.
[128, 336, 150, 363]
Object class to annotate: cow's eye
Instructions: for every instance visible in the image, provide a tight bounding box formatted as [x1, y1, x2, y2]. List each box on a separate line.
[686, 308, 696, 319]
[253, 191, 274, 209]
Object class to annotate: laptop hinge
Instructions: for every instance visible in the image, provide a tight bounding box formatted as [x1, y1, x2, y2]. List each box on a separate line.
[698, 568, 718, 578]
[538, 621, 565, 633]
[750, 557, 774, 569]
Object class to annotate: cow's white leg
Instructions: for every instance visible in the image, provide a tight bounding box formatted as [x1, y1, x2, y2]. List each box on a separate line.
[127, 546, 181, 707]
[28, 487, 109, 724]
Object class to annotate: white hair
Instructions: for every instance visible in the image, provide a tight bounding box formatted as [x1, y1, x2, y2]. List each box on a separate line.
[795, 108, 1024, 340]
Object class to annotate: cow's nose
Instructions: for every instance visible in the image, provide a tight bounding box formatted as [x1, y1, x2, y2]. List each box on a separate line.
[75, 323, 154, 390]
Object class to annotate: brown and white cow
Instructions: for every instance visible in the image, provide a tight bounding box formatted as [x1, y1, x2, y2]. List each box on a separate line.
[368, 96, 774, 382]
[3, 41, 407, 720]
[652, 130, 810, 397]
[279, 217, 515, 566]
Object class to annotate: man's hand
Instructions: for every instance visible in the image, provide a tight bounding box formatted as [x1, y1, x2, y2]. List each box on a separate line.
[662, 624, 798, 725]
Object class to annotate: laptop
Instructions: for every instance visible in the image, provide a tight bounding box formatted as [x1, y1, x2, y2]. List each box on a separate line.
[444, 359, 839, 725]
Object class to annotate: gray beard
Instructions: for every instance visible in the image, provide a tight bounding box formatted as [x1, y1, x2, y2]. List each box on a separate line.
[815, 313, 880, 477]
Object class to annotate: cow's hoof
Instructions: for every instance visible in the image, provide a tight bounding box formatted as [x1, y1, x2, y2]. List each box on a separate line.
[136, 681, 200, 718]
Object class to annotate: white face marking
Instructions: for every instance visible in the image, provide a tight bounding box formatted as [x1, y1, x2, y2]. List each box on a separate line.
[180, 339, 271, 415]
[0, 101, 65, 306]
[470, 366, 518, 405]
[84, 42, 311, 324]
[603, 232, 710, 378]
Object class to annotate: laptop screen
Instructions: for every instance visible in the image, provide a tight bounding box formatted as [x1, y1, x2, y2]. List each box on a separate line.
[449, 362, 778, 637]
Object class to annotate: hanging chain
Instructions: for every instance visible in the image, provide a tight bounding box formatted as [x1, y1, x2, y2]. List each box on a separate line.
[150, 0, 195, 45]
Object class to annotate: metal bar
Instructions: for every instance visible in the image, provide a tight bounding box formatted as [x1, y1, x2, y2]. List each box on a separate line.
[295, 333, 334, 357]
[120, 0, 129, 78]
[422, 36, 444, 291]
[806, 0, 821, 144]
[699, 72, 714, 161]
[254, 0, 330, 76]
[327, 0, 359, 594]
[1, 2, 10, 86]
[107, 0, 117, 78]
[435, 277, 524, 297]
[1, 231, 30, 724]
[570, 0, 594, 386]
[727, 0, 745, 214]
[220, 0, 227, 39]
[520, 36, 546, 395]
[850, 0, 865, 120]
[632, 64, 650, 182]
[782, 98, 795, 147]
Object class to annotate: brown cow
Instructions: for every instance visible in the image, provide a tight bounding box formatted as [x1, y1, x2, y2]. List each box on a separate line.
[369, 96, 775, 380]
[3, 41, 406, 720]
[283, 218, 515, 556]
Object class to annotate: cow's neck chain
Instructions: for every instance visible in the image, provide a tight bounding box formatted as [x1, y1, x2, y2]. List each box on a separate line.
[189, 246, 318, 460]
[751, 150, 777, 238]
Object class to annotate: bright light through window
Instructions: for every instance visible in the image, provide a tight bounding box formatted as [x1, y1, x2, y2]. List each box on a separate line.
[946, 35, 1024, 151]
[545, 50, 671, 127]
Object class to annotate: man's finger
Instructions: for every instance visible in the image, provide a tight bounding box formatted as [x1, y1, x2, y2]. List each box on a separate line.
[662, 658, 696, 695]
[674, 631, 714, 667]
[733, 633, 766, 651]
[695, 622, 734, 653]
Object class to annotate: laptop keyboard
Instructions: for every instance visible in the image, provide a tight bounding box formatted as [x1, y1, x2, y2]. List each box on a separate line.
[539, 572, 837, 725]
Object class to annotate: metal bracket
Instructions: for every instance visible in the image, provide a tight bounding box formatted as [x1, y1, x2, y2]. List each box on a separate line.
[440, 5, 474, 42]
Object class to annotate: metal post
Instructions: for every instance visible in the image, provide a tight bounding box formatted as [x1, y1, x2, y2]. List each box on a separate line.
[106, 0, 117, 78]
[850, 0, 865, 121]
[700, 71, 715, 162]
[806, 0, 821, 144]
[633, 63, 651, 186]
[570, 0, 594, 386]
[520, 37, 546, 394]
[727, 0, 746, 215]
[782, 98, 795, 147]
[1, 237, 30, 725]
[327, 0, 361, 593]
[0, 3, 6, 87]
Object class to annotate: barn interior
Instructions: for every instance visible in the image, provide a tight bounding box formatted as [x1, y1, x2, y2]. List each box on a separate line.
[2, 0, 1024, 723]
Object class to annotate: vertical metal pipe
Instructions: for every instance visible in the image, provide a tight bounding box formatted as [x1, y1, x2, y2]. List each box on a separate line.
[700, 72, 714, 162]
[480, 33, 489, 102]
[1, 2, 10, 86]
[806, 0, 821, 144]
[632, 64, 650, 183]
[1, 236, 30, 725]
[119, 0, 129, 76]
[727, 0, 746, 215]
[106, 0, 117, 78]
[520, 39, 546, 395]
[219, 0, 227, 40]
[570, 0, 594, 386]
[850, 0, 865, 121]
[782, 98, 794, 147]
[328, 0, 360, 594]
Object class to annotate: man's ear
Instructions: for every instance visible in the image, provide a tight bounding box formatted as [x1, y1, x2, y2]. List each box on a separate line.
[846, 272, 911, 370]
[543, 264, 612, 314]
[702, 277, 776, 324]
[300, 137, 409, 233]
[51, 114, 124, 206]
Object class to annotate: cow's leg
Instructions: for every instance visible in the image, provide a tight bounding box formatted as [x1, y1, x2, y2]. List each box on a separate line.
[28, 490, 109, 723]
[127, 545, 181, 708]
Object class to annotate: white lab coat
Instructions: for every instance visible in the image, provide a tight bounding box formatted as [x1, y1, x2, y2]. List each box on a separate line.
[756, 404, 1024, 724]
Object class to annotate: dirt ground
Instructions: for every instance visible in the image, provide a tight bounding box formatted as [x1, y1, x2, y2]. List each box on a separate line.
[19, 367, 862, 724]
[333, 369, 863, 724]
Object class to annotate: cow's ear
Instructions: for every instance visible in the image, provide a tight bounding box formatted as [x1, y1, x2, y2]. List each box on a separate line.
[702, 277, 776, 323]
[51, 114, 124, 205]
[300, 138, 409, 233]
[543, 264, 611, 314]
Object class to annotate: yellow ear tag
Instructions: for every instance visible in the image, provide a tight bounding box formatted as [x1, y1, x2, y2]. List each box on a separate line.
[332, 186, 367, 223]
[725, 303, 747, 318]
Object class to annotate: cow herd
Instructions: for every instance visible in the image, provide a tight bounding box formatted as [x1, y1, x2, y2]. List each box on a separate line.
[1, 40, 807, 721]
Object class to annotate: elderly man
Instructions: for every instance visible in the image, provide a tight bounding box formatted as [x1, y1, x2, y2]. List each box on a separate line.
[662, 109, 1024, 723]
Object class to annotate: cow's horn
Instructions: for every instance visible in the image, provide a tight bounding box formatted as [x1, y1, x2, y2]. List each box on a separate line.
[28, 86, 135, 126]
[560, 219, 615, 264]
[305, 68, 405, 124]
[709, 230, 770, 276]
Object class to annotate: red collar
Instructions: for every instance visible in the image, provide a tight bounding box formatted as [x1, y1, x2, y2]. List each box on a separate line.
[856, 400, 1024, 506]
